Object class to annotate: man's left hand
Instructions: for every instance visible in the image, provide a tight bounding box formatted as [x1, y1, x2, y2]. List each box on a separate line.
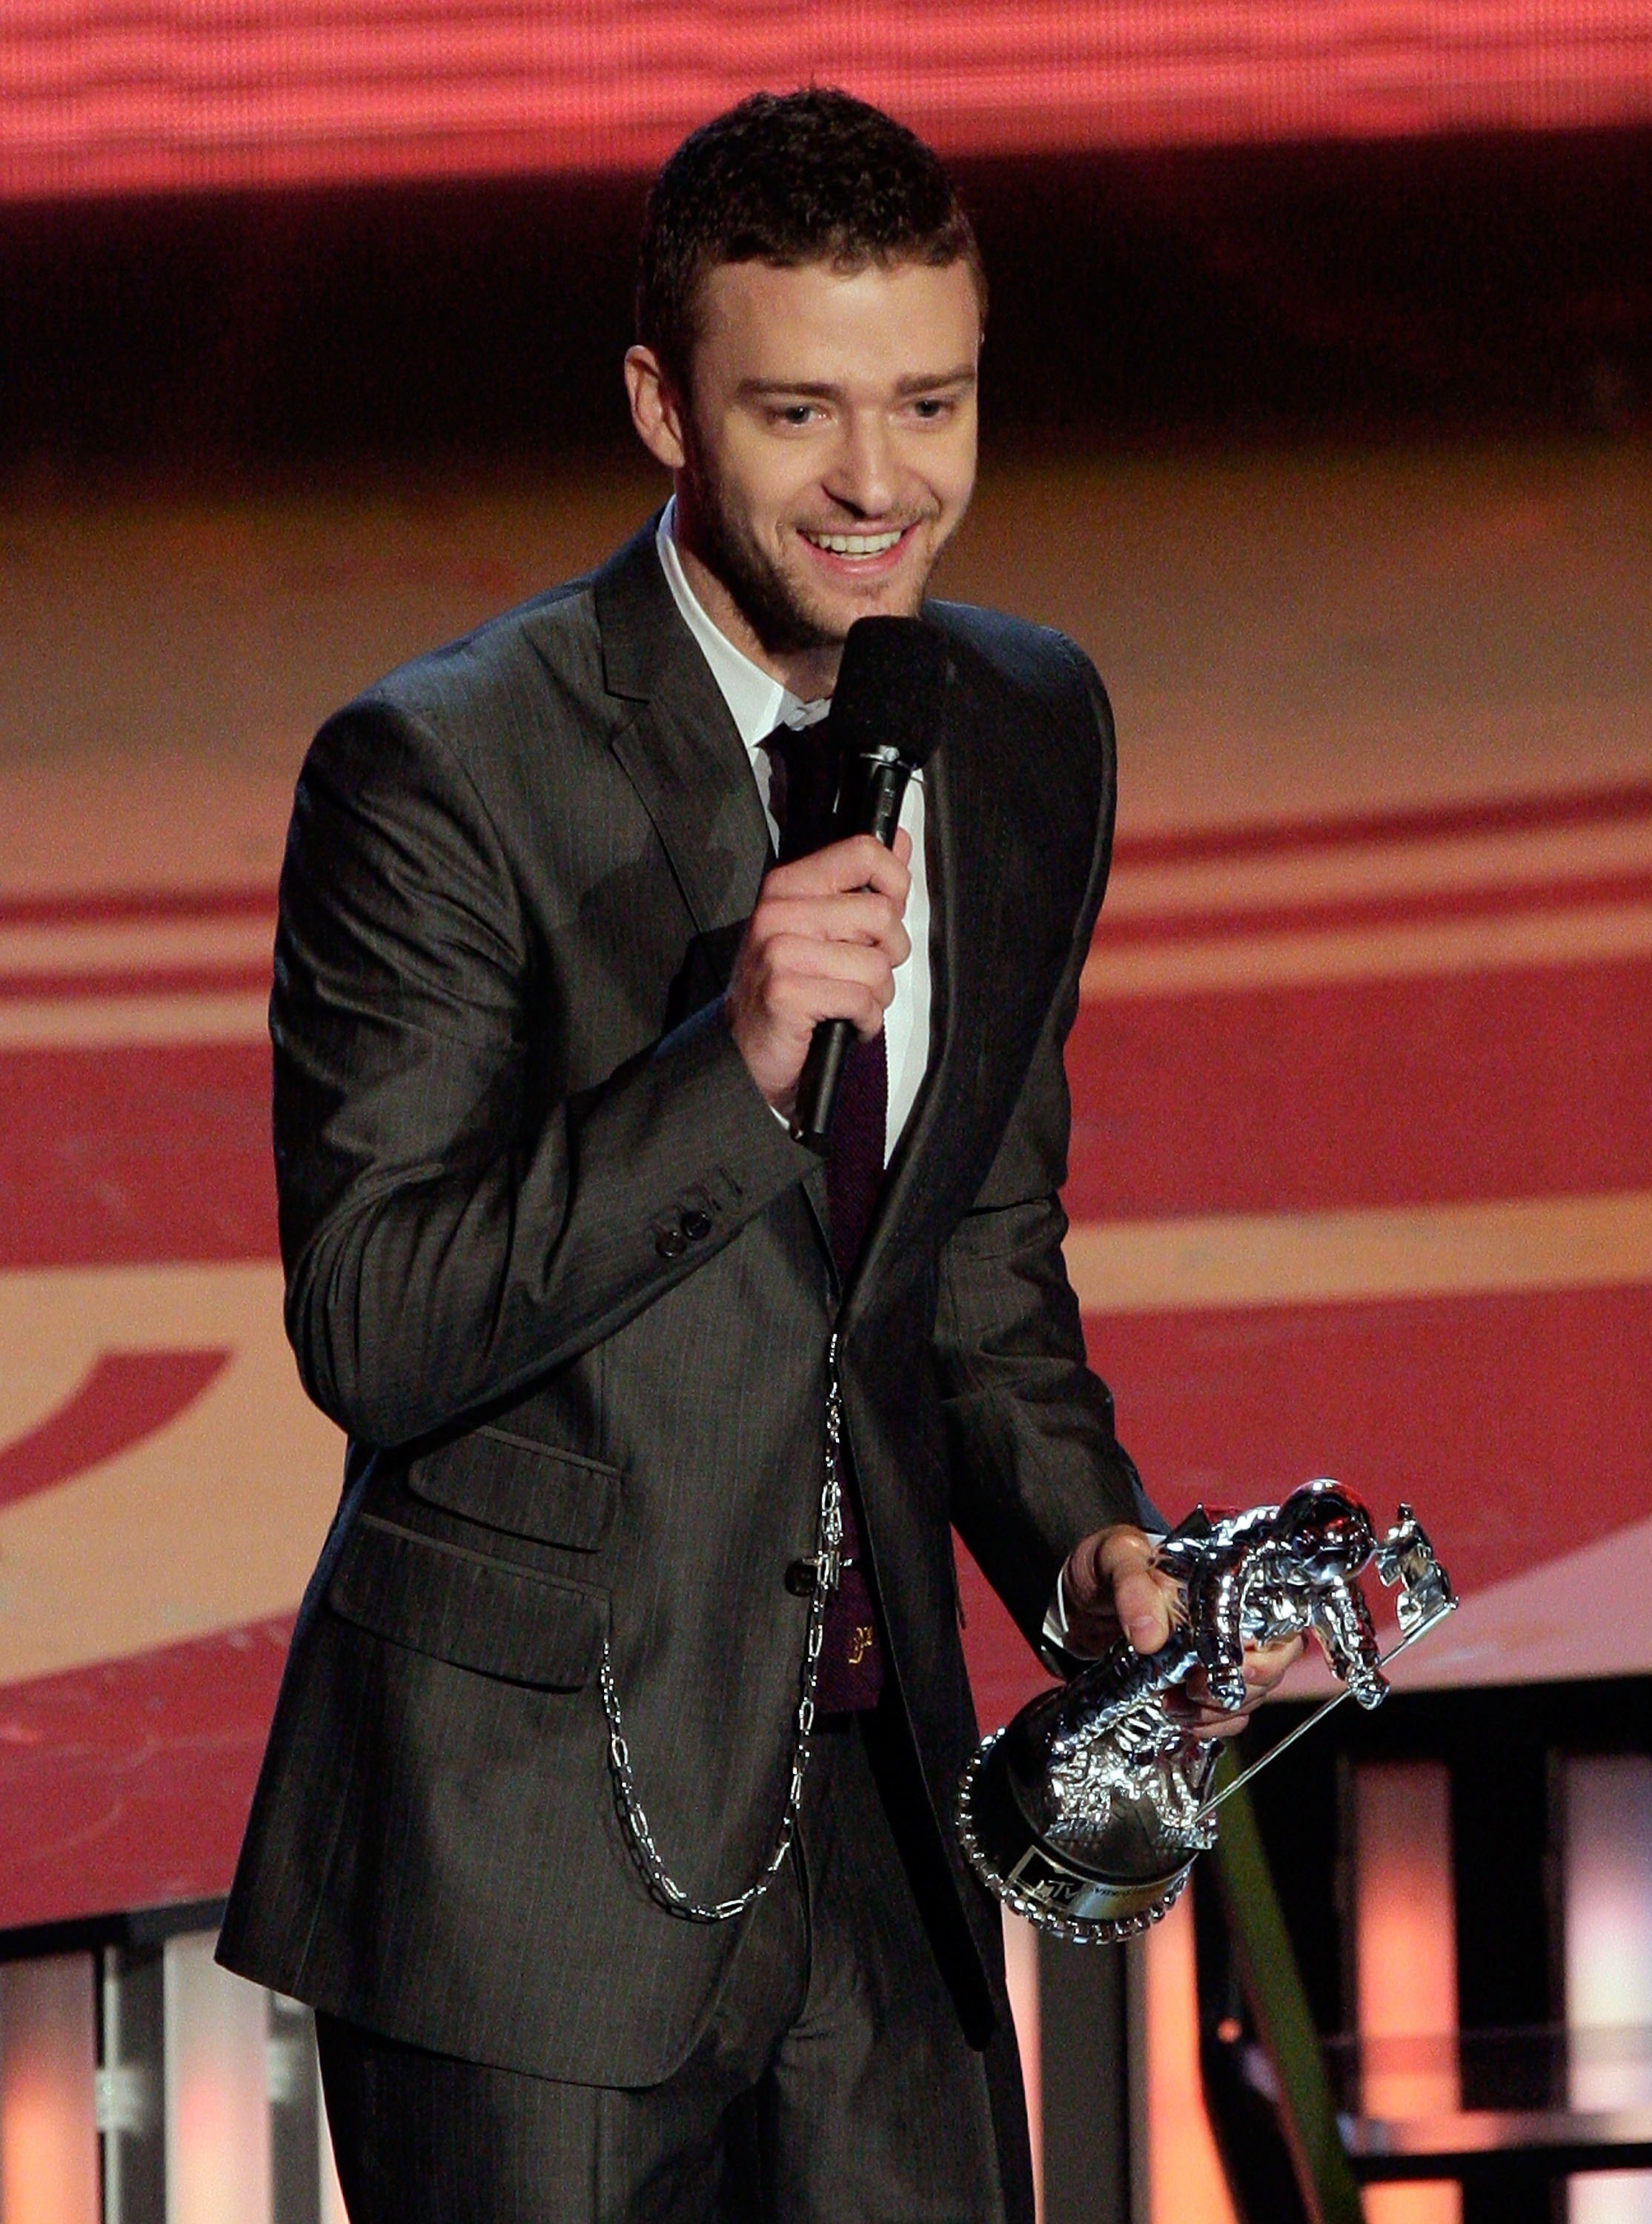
[1058, 1525, 1302, 1739]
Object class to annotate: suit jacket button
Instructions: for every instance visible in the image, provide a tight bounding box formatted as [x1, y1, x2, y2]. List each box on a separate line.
[680, 1208, 712, 1241]
[655, 1227, 688, 1259]
[784, 1559, 817, 1596]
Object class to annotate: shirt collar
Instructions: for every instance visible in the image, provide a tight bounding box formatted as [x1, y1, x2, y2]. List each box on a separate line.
[655, 500, 826, 756]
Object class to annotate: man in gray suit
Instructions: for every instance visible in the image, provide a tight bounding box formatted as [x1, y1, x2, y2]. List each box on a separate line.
[220, 87, 1291, 2221]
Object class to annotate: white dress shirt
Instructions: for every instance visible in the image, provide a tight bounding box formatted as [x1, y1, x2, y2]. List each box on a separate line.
[656, 503, 931, 1169]
[656, 506, 1089, 1661]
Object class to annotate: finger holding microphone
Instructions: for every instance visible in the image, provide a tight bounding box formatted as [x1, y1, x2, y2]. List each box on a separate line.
[725, 833, 912, 1112]
[726, 615, 952, 1138]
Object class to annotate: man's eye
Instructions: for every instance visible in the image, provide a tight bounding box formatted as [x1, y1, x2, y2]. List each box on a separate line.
[909, 397, 950, 421]
[774, 404, 819, 426]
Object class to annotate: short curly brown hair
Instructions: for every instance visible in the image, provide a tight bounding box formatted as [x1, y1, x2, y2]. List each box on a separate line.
[637, 88, 986, 389]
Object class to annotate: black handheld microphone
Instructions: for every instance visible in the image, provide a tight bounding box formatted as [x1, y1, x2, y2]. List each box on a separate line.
[792, 615, 951, 1151]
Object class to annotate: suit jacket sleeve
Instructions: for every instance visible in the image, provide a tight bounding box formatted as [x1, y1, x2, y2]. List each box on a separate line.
[273, 696, 806, 1449]
[931, 645, 1151, 1652]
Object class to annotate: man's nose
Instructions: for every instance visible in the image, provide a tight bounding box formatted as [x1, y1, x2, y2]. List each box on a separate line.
[824, 414, 900, 517]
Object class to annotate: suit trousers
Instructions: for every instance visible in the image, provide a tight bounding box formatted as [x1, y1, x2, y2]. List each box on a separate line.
[316, 1714, 1032, 2223]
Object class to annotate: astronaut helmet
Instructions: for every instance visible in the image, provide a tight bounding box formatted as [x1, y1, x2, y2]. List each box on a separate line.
[1270, 1479, 1376, 1584]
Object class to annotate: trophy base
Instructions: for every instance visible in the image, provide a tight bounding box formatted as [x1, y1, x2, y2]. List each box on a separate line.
[955, 1730, 1195, 1943]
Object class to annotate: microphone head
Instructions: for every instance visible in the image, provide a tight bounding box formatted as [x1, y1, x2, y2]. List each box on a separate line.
[828, 616, 951, 770]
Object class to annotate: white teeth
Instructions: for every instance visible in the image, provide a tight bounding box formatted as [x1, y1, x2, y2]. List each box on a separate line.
[803, 529, 903, 556]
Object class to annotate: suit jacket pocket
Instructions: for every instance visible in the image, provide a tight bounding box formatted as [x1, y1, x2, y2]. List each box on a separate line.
[407, 1428, 620, 1551]
[328, 1515, 604, 1689]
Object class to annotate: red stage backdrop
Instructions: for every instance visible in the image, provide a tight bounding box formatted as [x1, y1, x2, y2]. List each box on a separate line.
[4, 1, 1652, 202]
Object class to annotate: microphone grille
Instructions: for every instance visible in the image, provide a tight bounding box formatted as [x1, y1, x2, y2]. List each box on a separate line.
[829, 617, 951, 770]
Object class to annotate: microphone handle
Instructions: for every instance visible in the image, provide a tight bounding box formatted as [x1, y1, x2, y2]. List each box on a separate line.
[792, 1019, 856, 1153]
[791, 755, 915, 1152]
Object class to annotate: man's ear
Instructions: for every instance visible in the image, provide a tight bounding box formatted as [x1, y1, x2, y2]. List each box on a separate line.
[625, 345, 688, 472]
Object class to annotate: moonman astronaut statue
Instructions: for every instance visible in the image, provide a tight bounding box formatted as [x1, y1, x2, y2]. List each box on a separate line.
[958, 1481, 1456, 1942]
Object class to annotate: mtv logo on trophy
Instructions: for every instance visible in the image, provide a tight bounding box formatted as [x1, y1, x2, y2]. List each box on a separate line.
[957, 1481, 1457, 1943]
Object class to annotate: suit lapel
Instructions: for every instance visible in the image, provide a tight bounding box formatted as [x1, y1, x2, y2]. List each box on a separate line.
[592, 520, 772, 980]
[610, 700, 769, 987]
[586, 521, 833, 1240]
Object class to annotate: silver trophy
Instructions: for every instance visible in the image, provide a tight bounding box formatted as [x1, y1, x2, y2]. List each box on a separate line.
[956, 1480, 1456, 1942]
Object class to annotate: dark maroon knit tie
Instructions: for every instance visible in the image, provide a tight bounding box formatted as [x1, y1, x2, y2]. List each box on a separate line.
[768, 722, 887, 1710]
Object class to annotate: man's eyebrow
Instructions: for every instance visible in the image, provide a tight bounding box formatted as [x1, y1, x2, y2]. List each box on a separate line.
[734, 366, 979, 401]
[894, 365, 978, 396]
[736, 380, 843, 400]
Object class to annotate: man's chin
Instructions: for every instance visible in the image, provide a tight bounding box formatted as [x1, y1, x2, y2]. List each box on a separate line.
[711, 537, 933, 663]
[775, 566, 929, 646]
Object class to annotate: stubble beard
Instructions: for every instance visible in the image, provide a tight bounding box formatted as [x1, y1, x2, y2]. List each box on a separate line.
[680, 443, 934, 661]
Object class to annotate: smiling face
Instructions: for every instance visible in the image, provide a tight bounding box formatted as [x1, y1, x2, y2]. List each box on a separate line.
[626, 256, 981, 695]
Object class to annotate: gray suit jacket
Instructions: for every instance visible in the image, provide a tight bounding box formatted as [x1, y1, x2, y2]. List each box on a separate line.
[218, 517, 1144, 2086]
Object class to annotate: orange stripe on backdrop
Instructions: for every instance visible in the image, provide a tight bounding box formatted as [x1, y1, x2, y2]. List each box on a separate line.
[1065, 1191, 1652, 1313]
[1354, 1763, 1463, 2224]
[1109, 781, 1652, 870]
[0, 992, 271, 1050]
[0, 918, 276, 976]
[1104, 813, 1652, 921]
[1097, 872, 1652, 952]
[4, 1, 1652, 198]
[1082, 898, 1652, 999]
[1146, 1896, 1240, 2224]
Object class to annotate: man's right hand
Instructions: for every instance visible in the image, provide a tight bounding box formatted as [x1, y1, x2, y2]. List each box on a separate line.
[725, 829, 912, 1115]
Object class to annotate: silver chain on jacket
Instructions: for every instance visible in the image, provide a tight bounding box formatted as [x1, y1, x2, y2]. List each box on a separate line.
[598, 1334, 845, 1923]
